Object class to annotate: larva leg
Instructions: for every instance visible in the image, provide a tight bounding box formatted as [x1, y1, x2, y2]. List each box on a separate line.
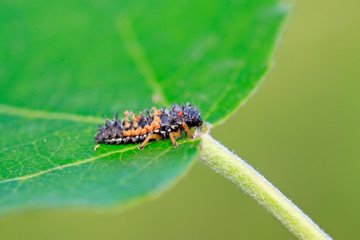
[181, 122, 194, 138]
[138, 133, 163, 150]
[169, 132, 178, 148]
[172, 130, 182, 138]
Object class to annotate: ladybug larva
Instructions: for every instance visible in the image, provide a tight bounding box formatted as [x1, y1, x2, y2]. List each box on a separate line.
[95, 103, 203, 150]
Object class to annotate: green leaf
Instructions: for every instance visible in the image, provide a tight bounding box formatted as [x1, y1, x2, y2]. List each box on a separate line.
[0, 0, 288, 213]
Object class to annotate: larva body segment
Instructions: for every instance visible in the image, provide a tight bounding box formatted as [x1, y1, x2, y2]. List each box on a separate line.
[94, 103, 203, 150]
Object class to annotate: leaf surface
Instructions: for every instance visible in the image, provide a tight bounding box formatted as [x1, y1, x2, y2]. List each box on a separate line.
[0, 0, 287, 213]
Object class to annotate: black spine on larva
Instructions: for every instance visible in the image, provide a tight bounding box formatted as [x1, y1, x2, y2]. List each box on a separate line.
[137, 112, 147, 128]
[145, 109, 154, 124]
[95, 114, 123, 143]
[182, 103, 203, 128]
[95, 103, 203, 144]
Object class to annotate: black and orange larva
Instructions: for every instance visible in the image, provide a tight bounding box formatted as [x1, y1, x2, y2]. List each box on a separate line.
[95, 103, 203, 150]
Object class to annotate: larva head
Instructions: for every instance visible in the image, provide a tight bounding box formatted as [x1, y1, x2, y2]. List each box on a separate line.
[182, 103, 203, 127]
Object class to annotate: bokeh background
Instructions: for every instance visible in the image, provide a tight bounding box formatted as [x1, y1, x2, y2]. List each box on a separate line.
[1, 0, 359, 239]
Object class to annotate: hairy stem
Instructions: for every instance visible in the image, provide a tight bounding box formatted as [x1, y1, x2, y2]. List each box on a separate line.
[199, 133, 331, 240]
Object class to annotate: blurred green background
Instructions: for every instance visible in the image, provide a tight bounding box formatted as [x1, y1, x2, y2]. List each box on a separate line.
[1, 0, 359, 239]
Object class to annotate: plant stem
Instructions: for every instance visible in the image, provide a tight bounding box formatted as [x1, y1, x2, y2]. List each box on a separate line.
[199, 133, 332, 240]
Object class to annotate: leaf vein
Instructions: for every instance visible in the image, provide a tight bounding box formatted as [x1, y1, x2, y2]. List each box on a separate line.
[117, 16, 169, 106]
[0, 104, 103, 123]
[0, 145, 139, 184]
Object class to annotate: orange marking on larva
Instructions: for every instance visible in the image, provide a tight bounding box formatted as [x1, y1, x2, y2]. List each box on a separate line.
[147, 124, 154, 131]
[151, 107, 157, 115]
[123, 130, 131, 137]
[139, 128, 147, 135]
[178, 111, 183, 117]
[150, 122, 160, 130]
[154, 122, 160, 129]
[123, 119, 130, 128]
[136, 115, 141, 121]
[130, 112, 138, 128]
[134, 128, 141, 136]
[154, 114, 161, 122]
[152, 107, 162, 116]
[123, 111, 131, 128]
